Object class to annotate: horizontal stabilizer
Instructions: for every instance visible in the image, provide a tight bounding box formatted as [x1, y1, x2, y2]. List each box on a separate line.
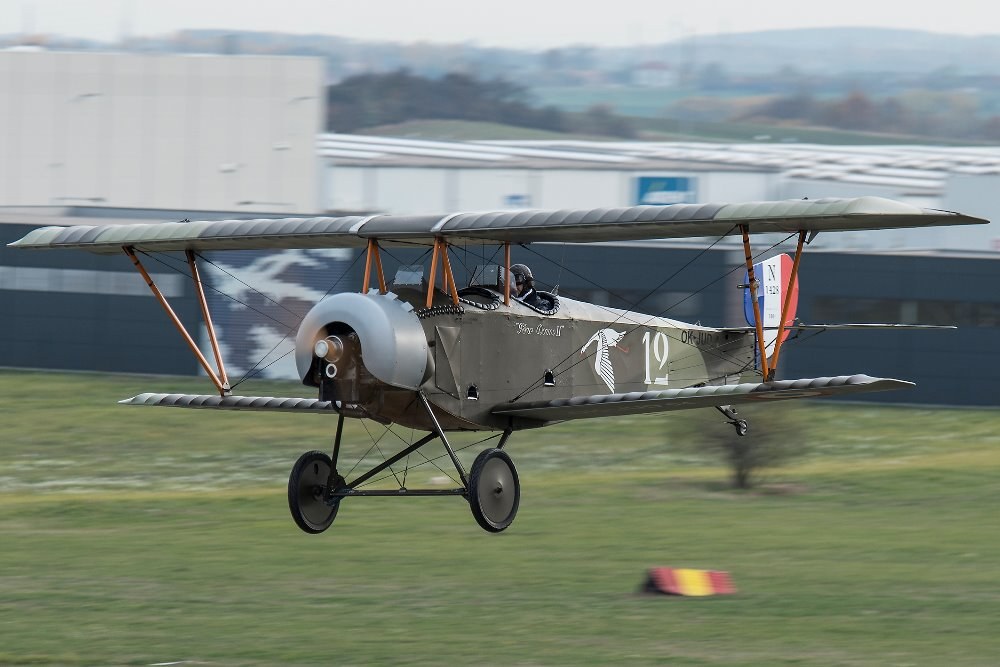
[120, 393, 334, 412]
[493, 374, 912, 423]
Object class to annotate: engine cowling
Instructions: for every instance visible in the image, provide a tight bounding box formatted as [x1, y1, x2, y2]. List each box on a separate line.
[295, 291, 429, 396]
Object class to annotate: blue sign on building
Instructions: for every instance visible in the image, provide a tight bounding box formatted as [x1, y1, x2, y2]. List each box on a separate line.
[503, 194, 531, 208]
[635, 176, 697, 205]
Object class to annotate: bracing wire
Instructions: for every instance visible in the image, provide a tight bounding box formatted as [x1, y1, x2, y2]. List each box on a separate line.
[508, 232, 798, 402]
[230, 248, 365, 388]
[137, 246, 367, 390]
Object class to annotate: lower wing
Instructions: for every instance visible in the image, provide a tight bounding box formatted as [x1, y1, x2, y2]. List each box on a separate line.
[492, 374, 911, 423]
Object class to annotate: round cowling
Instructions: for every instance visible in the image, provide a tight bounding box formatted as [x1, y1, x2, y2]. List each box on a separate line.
[295, 291, 428, 390]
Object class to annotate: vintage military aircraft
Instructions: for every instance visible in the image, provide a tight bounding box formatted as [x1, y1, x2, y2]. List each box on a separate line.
[9, 197, 988, 533]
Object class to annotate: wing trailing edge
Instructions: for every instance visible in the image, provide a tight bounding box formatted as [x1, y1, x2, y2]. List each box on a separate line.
[492, 374, 913, 423]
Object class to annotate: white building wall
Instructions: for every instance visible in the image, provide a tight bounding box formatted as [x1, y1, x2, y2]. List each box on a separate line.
[0, 50, 323, 213]
[700, 171, 779, 203]
[942, 174, 1000, 252]
[455, 169, 536, 210]
[532, 170, 624, 208]
[325, 165, 777, 215]
[778, 176, 929, 203]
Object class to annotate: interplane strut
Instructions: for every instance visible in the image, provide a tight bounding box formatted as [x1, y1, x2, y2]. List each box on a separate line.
[124, 246, 231, 396]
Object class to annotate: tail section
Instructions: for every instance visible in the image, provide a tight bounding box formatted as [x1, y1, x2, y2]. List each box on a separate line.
[744, 254, 799, 360]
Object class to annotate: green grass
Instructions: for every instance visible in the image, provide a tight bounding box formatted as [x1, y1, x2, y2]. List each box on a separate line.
[2, 369, 999, 665]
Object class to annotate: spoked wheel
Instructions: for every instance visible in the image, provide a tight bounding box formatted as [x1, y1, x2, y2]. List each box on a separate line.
[468, 448, 520, 533]
[288, 450, 340, 534]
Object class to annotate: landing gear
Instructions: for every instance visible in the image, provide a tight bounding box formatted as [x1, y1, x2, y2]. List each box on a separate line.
[716, 404, 749, 437]
[468, 448, 521, 532]
[287, 396, 521, 535]
[287, 450, 341, 534]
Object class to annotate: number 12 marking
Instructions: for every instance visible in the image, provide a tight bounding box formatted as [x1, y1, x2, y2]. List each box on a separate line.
[642, 330, 669, 385]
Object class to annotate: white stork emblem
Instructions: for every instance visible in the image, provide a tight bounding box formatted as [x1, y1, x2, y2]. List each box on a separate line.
[581, 328, 627, 394]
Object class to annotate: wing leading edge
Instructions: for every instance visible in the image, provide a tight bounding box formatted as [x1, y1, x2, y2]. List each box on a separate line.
[492, 374, 912, 423]
[8, 197, 987, 253]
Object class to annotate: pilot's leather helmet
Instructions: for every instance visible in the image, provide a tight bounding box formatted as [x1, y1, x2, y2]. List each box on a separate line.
[510, 263, 534, 288]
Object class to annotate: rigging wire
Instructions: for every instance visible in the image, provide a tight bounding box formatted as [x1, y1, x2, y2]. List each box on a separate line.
[361, 420, 404, 488]
[197, 254, 303, 320]
[137, 245, 368, 390]
[137, 250, 297, 330]
[354, 430, 504, 489]
[508, 232, 797, 401]
[229, 248, 364, 388]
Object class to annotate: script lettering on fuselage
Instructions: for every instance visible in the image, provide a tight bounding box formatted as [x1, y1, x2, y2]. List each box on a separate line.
[514, 322, 566, 337]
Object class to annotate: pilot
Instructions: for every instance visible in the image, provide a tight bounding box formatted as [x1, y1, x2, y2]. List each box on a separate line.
[510, 263, 545, 308]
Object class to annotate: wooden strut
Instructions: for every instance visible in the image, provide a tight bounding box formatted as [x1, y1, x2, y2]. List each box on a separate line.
[425, 238, 459, 308]
[426, 239, 440, 308]
[124, 247, 229, 396]
[768, 230, 807, 374]
[740, 226, 772, 383]
[185, 249, 230, 392]
[362, 239, 387, 294]
[503, 241, 511, 306]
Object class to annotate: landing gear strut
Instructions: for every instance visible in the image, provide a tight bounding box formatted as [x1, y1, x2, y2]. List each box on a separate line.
[716, 404, 749, 437]
[286, 395, 521, 535]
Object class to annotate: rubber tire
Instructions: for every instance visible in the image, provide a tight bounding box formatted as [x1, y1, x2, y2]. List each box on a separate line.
[288, 450, 339, 534]
[468, 448, 520, 533]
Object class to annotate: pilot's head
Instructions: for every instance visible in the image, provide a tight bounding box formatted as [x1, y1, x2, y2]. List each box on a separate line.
[510, 264, 534, 296]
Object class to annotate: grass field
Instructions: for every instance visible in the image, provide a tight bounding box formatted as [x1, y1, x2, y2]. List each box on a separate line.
[2, 369, 999, 666]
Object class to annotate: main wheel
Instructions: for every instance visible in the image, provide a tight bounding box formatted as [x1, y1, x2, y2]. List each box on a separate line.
[288, 450, 340, 534]
[468, 448, 520, 533]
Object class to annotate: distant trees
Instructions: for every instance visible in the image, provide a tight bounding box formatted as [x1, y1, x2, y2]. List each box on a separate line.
[326, 69, 635, 137]
[326, 69, 565, 133]
[737, 89, 997, 140]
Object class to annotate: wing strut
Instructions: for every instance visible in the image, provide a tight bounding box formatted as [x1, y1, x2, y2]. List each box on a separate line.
[124, 246, 231, 397]
[362, 239, 387, 294]
[740, 226, 772, 381]
[185, 249, 230, 392]
[503, 241, 511, 306]
[769, 230, 806, 374]
[425, 238, 460, 308]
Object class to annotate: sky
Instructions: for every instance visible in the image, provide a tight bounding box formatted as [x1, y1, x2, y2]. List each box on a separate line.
[3, 0, 1000, 48]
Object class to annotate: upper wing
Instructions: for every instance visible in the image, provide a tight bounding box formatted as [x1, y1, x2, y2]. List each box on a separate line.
[492, 374, 912, 423]
[8, 196, 987, 253]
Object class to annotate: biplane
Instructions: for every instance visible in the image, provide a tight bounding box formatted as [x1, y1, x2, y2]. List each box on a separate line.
[9, 197, 988, 533]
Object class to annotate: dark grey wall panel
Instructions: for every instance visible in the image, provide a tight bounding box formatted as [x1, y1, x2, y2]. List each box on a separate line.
[1, 224, 199, 375]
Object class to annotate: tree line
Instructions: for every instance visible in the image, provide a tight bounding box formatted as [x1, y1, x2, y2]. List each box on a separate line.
[737, 90, 1000, 141]
[326, 69, 635, 138]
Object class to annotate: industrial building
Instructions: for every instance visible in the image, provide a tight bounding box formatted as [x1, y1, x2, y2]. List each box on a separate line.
[0, 49, 324, 213]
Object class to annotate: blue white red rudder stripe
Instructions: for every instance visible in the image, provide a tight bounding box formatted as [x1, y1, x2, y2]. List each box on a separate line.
[744, 254, 799, 369]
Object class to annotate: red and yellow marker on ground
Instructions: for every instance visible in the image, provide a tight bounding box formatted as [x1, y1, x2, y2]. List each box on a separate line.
[644, 567, 736, 596]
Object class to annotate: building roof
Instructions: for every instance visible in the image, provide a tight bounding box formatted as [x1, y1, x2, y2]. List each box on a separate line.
[318, 134, 1000, 193]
